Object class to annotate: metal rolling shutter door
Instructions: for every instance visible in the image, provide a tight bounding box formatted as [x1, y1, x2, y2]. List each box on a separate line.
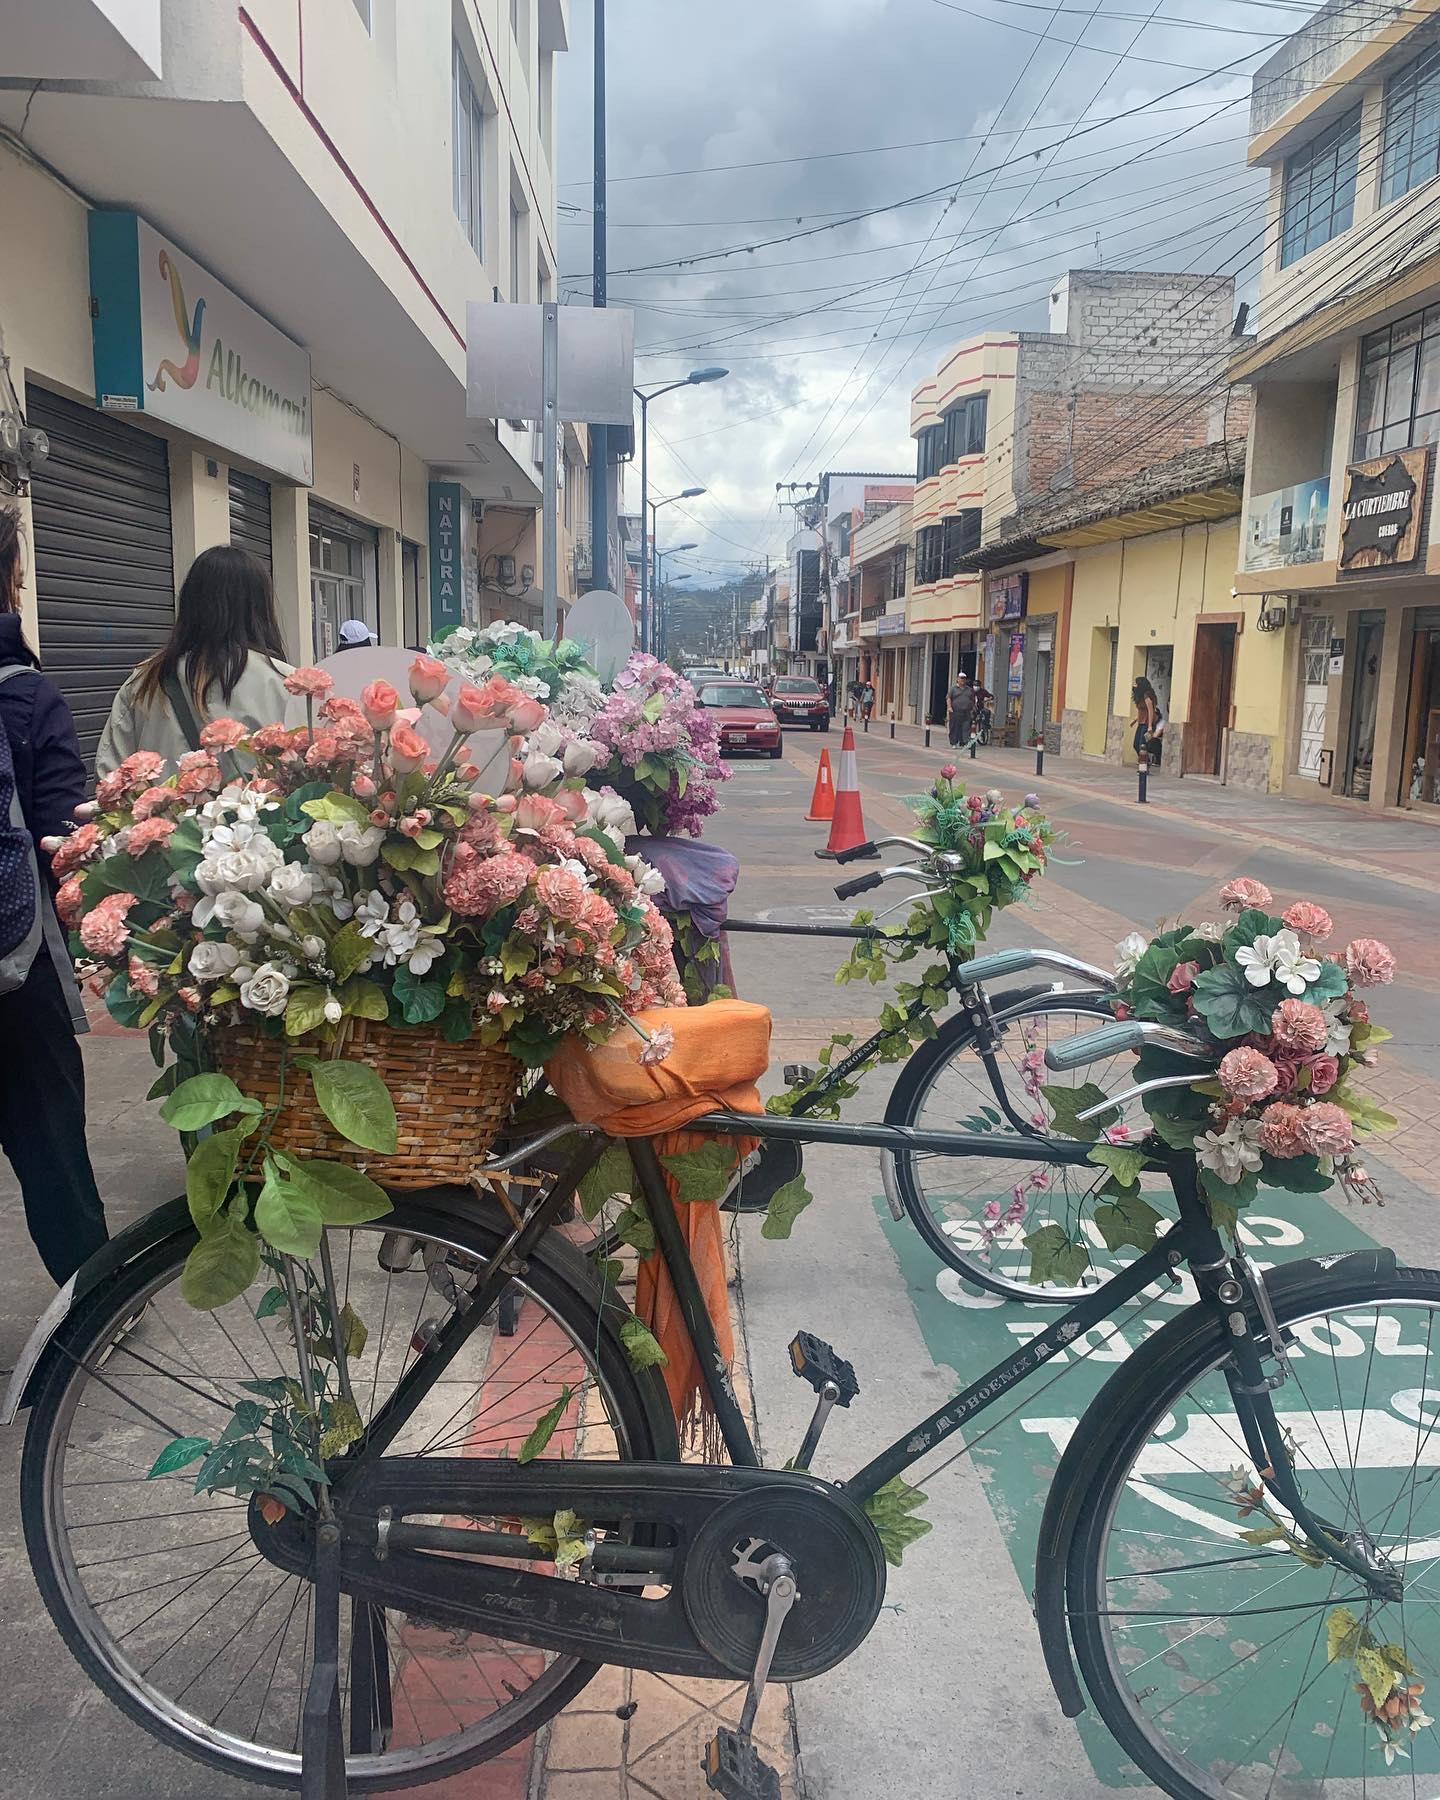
[25, 386, 175, 771]
[228, 469, 273, 572]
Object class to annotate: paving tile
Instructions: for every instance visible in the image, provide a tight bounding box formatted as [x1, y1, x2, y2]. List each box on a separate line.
[545, 1707, 627, 1769]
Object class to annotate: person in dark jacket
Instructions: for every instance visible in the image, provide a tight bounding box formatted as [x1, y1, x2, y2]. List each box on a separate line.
[0, 504, 107, 1283]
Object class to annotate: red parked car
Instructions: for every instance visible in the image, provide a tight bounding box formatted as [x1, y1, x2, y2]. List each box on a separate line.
[697, 681, 783, 758]
[770, 675, 830, 731]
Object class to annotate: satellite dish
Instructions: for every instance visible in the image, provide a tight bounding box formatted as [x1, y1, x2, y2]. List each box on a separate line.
[565, 589, 634, 683]
[283, 646, 513, 794]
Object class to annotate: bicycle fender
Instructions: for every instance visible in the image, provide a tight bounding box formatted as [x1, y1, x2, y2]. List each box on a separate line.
[1, 1195, 191, 1425]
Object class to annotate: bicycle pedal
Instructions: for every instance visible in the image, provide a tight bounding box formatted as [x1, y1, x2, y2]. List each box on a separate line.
[788, 1332, 859, 1405]
[782, 1061, 818, 1087]
[703, 1729, 782, 1800]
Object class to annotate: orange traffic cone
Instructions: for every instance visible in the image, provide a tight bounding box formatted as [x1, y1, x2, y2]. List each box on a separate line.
[816, 724, 876, 859]
[806, 748, 836, 822]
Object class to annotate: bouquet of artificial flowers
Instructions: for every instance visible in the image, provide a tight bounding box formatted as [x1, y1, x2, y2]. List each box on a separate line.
[588, 655, 730, 838]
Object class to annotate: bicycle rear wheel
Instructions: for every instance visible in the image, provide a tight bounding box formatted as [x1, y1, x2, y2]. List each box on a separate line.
[21, 1193, 674, 1792]
[885, 993, 1166, 1300]
[1067, 1261, 1440, 1797]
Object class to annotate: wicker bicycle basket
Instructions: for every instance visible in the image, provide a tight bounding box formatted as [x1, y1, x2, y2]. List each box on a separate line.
[214, 1017, 520, 1188]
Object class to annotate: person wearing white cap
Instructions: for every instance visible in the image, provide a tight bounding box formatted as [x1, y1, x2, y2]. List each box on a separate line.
[338, 619, 377, 650]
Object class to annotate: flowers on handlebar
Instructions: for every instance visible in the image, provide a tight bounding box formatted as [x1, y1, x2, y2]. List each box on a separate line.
[1107, 882, 1394, 1229]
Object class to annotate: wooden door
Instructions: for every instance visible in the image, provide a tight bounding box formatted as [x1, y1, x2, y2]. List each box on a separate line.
[1183, 623, 1237, 776]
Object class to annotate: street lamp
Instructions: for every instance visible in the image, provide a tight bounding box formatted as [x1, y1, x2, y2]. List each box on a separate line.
[653, 541, 696, 662]
[650, 488, 703, 620]
[635, 369, 727, 654]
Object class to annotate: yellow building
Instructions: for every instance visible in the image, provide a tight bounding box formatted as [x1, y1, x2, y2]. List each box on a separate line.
[960, 439, 1291, 788]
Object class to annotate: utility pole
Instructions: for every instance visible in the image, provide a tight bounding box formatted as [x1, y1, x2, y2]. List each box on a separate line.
[588, 0, 608, 594]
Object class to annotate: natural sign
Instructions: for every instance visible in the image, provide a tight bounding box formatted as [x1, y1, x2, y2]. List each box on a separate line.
[1339, 446, 1428, 571]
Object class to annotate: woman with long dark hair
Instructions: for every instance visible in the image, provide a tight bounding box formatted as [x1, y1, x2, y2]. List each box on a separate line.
[1131, 676, 1165, 767]
[96, 544, 291, 774]
[0, 503, 107, 1282]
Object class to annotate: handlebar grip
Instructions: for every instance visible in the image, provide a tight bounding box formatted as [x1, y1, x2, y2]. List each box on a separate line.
[957, 947, 1041, 984]
[834, 872, 884, 900]
[832, 841, 878, 864]
[1043, 1020, 1150, 1073]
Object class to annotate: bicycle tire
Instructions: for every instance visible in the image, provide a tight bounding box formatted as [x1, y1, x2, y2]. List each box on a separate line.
[1065, 1261, 1440, 1798]
[885, 991, 1140, 1301]
[21, 1191, 676, 1794]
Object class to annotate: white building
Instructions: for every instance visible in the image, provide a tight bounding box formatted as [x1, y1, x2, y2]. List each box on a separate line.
[0, 0, 578, 763]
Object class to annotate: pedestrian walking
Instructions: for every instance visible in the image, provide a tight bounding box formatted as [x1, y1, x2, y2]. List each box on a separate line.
[336, 618, 376, 651]
[96, 545, 291, 775]
[947, 670, 975, 747]
[1130, 677, 1165, 768]
[0, 504, 108, 1284]
[861, 679, 875, 722]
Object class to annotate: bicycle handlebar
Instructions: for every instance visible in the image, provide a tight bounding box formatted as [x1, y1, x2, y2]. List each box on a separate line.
[834, 871, 885, 900]
[1044, 1019, 1213, 1073]
[832, 841, 877, 864]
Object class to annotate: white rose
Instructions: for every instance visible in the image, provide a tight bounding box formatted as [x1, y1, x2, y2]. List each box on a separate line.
[300, 935, 326, 960]
[323, 996, 343, 1024]
[337, 822, 386, 867]
[188, 939, 242, 982]
[193, 857, 227, 896]
[239, 961, 290, 1017]
[268, 861, 317, 907]
[522, 752, 565, 791]
[626, 854, 665, 897]
[562, 738, 601, 777]
[587, 790, 636, 841]
[209, 891, 266, 941]
[528, 721, 566, 758]
[304, 819, 344, 866]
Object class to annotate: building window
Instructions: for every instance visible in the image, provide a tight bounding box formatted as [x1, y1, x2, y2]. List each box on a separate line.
[539, 50, 554, 154]
[943, 393, 987, 463]
[1382, 42, 1440, 205]
[893, 546, 907, 597]
[452, 43, 484, 255]
[915, 525, 943, 585]
[509, 199, 525, 304]
[351, 0, 371, 29]
[941, 510, 981, 576]
[1354, 305, 1440, 457]
[916, 423, 944, 481]
[1280, 106, 1361, 267]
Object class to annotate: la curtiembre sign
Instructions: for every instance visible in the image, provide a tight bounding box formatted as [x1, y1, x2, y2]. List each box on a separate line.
[1339, 445, 1429, 572]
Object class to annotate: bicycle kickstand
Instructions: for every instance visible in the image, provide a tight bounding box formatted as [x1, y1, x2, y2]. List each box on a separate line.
[300, 1516, 349, 1800]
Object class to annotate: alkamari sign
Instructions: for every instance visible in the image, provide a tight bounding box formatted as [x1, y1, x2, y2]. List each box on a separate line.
[1339, 445, 1429, 572]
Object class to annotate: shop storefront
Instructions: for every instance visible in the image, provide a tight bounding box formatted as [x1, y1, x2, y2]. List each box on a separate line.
[309, 502, 380, 657]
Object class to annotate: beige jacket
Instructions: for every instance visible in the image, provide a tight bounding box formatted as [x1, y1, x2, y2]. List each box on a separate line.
[96, 651, 293, 776]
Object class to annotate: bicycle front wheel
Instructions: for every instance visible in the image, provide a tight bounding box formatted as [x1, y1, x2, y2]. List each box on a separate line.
[885, 993, 1165, 1301]
[21, 1193, 675, 1793]
[1067, 1261, 1440, 1797]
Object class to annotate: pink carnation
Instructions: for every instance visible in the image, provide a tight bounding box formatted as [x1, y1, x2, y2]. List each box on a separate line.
[94, 768, 130, 809]
[199, 717, 247, 751]
[116, 750, 167, 790]
[1298, 1101, 1355, 1157]
[1304, 1053, 1341, 1096]
[304, 733, 344, 768]
[49, 823, 101, 879]
[1258, 1101, 1307, 1158]
[578, 891, 618, 937]
[126, 816, 176, 855]
[127, 954, 159, 998]
[1270, 997, 1329, 1054]
[284, 666, 335, 699]
[1219, 1046, 1279, 1103]
[54, 875, 84, 924]
[132, 785, 179, 820]
[1342, 938, 1396, 987]
[442, 845, 533, 916]
[1282, 901, 1333, 941]
[321, 694, 366, 726]
[175, 754, 222, 796]
[535, 864, 588, 922]
[78, 890, 137, 958]
[1220, 877, 1273, 911]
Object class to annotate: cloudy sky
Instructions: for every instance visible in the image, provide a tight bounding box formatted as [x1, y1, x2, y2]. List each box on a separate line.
[556, 0, 1312, 584]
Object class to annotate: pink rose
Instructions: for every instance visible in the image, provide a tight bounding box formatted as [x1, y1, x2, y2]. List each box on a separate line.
[536, 864, 588, 922]
[1219, 1046, 1279, 1102]
[1304, 1053, 1341, 1095]
[1269, 1056, 1300, 1095]
[1219, 877, 1273, 911]
[284, 666, 336, 699]
[1270, 997, 1329, 1054]
[198, 717, 247, 751]
[514, 792, 568, 836]
[450, 677, 525, 734]
[352, 773, 377, 800]
[1113, 1000, 1133, 1021]
[408, 655, 450, 705]
[939, 763, 958, 780]
[361, 680, 400, 731]
[1298, 1101, 1355, 1157]
[1282, 901, 1333, 941]
[389, 722, 431, 775]
[506, 695, 548, 735]
[553, 786, 589, 823]
[1258, 1101, 1307, 1158]
[1166, 960, 1201, 995]
[1342, 938, 1396, 987]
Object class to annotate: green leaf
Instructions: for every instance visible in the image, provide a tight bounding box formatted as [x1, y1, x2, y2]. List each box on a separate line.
[1356, 1646, 1396, 1708]
[185, 1123, 248, 1233]
[612, 1204, 656, 1256]
[301, 791, 373, 827]
[147, 1435, 212, 1479]
[284, 985, 332, 1039]
[291, 1159, 393, 1226]
[1191, 961, 1274, 1040]
[146, 1064, 181, 1102]
[1238, 1524, 1288, 1547]
[1145, 1105, 1205, 1150]
[862, 1475, 933, 1568]
[1093, 1188, 1165, 1253]
[1130, 944, 1181, 1021]
[304, 1059, 398, 1153]
[1228, 908, 1285, 950]
[1207, 1196, 1240, 1239]
[392, 964, 446, 1025]
[1329, 1083, 1398, 1136]
[181, 1210, 261, 1309]
[1023, 1224, 1091, 1287]
[578, 1143, 635, 1220]
[381, 839, 440, 875]
[1259, 1150, 1331, 1192]
[1086, 1142, 1150, 1187]
[1200, 1165, 1259, 1211]
[255, 1285, 288, 1321]
[762, 1174, 814, 1240]
[254, 1160, 326, 1259]
[517, 1386, 573, 1463]
[1305, 959, 1348, 1003]
[161, 1073, 262, 1132]
[318, 1395, 364, 1459]
[660, 1142, 739, 1203]
[620, 1315, 669, 1370]
[342, 977, 390, 1022]
[1040, 1082, 1116, 1141]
